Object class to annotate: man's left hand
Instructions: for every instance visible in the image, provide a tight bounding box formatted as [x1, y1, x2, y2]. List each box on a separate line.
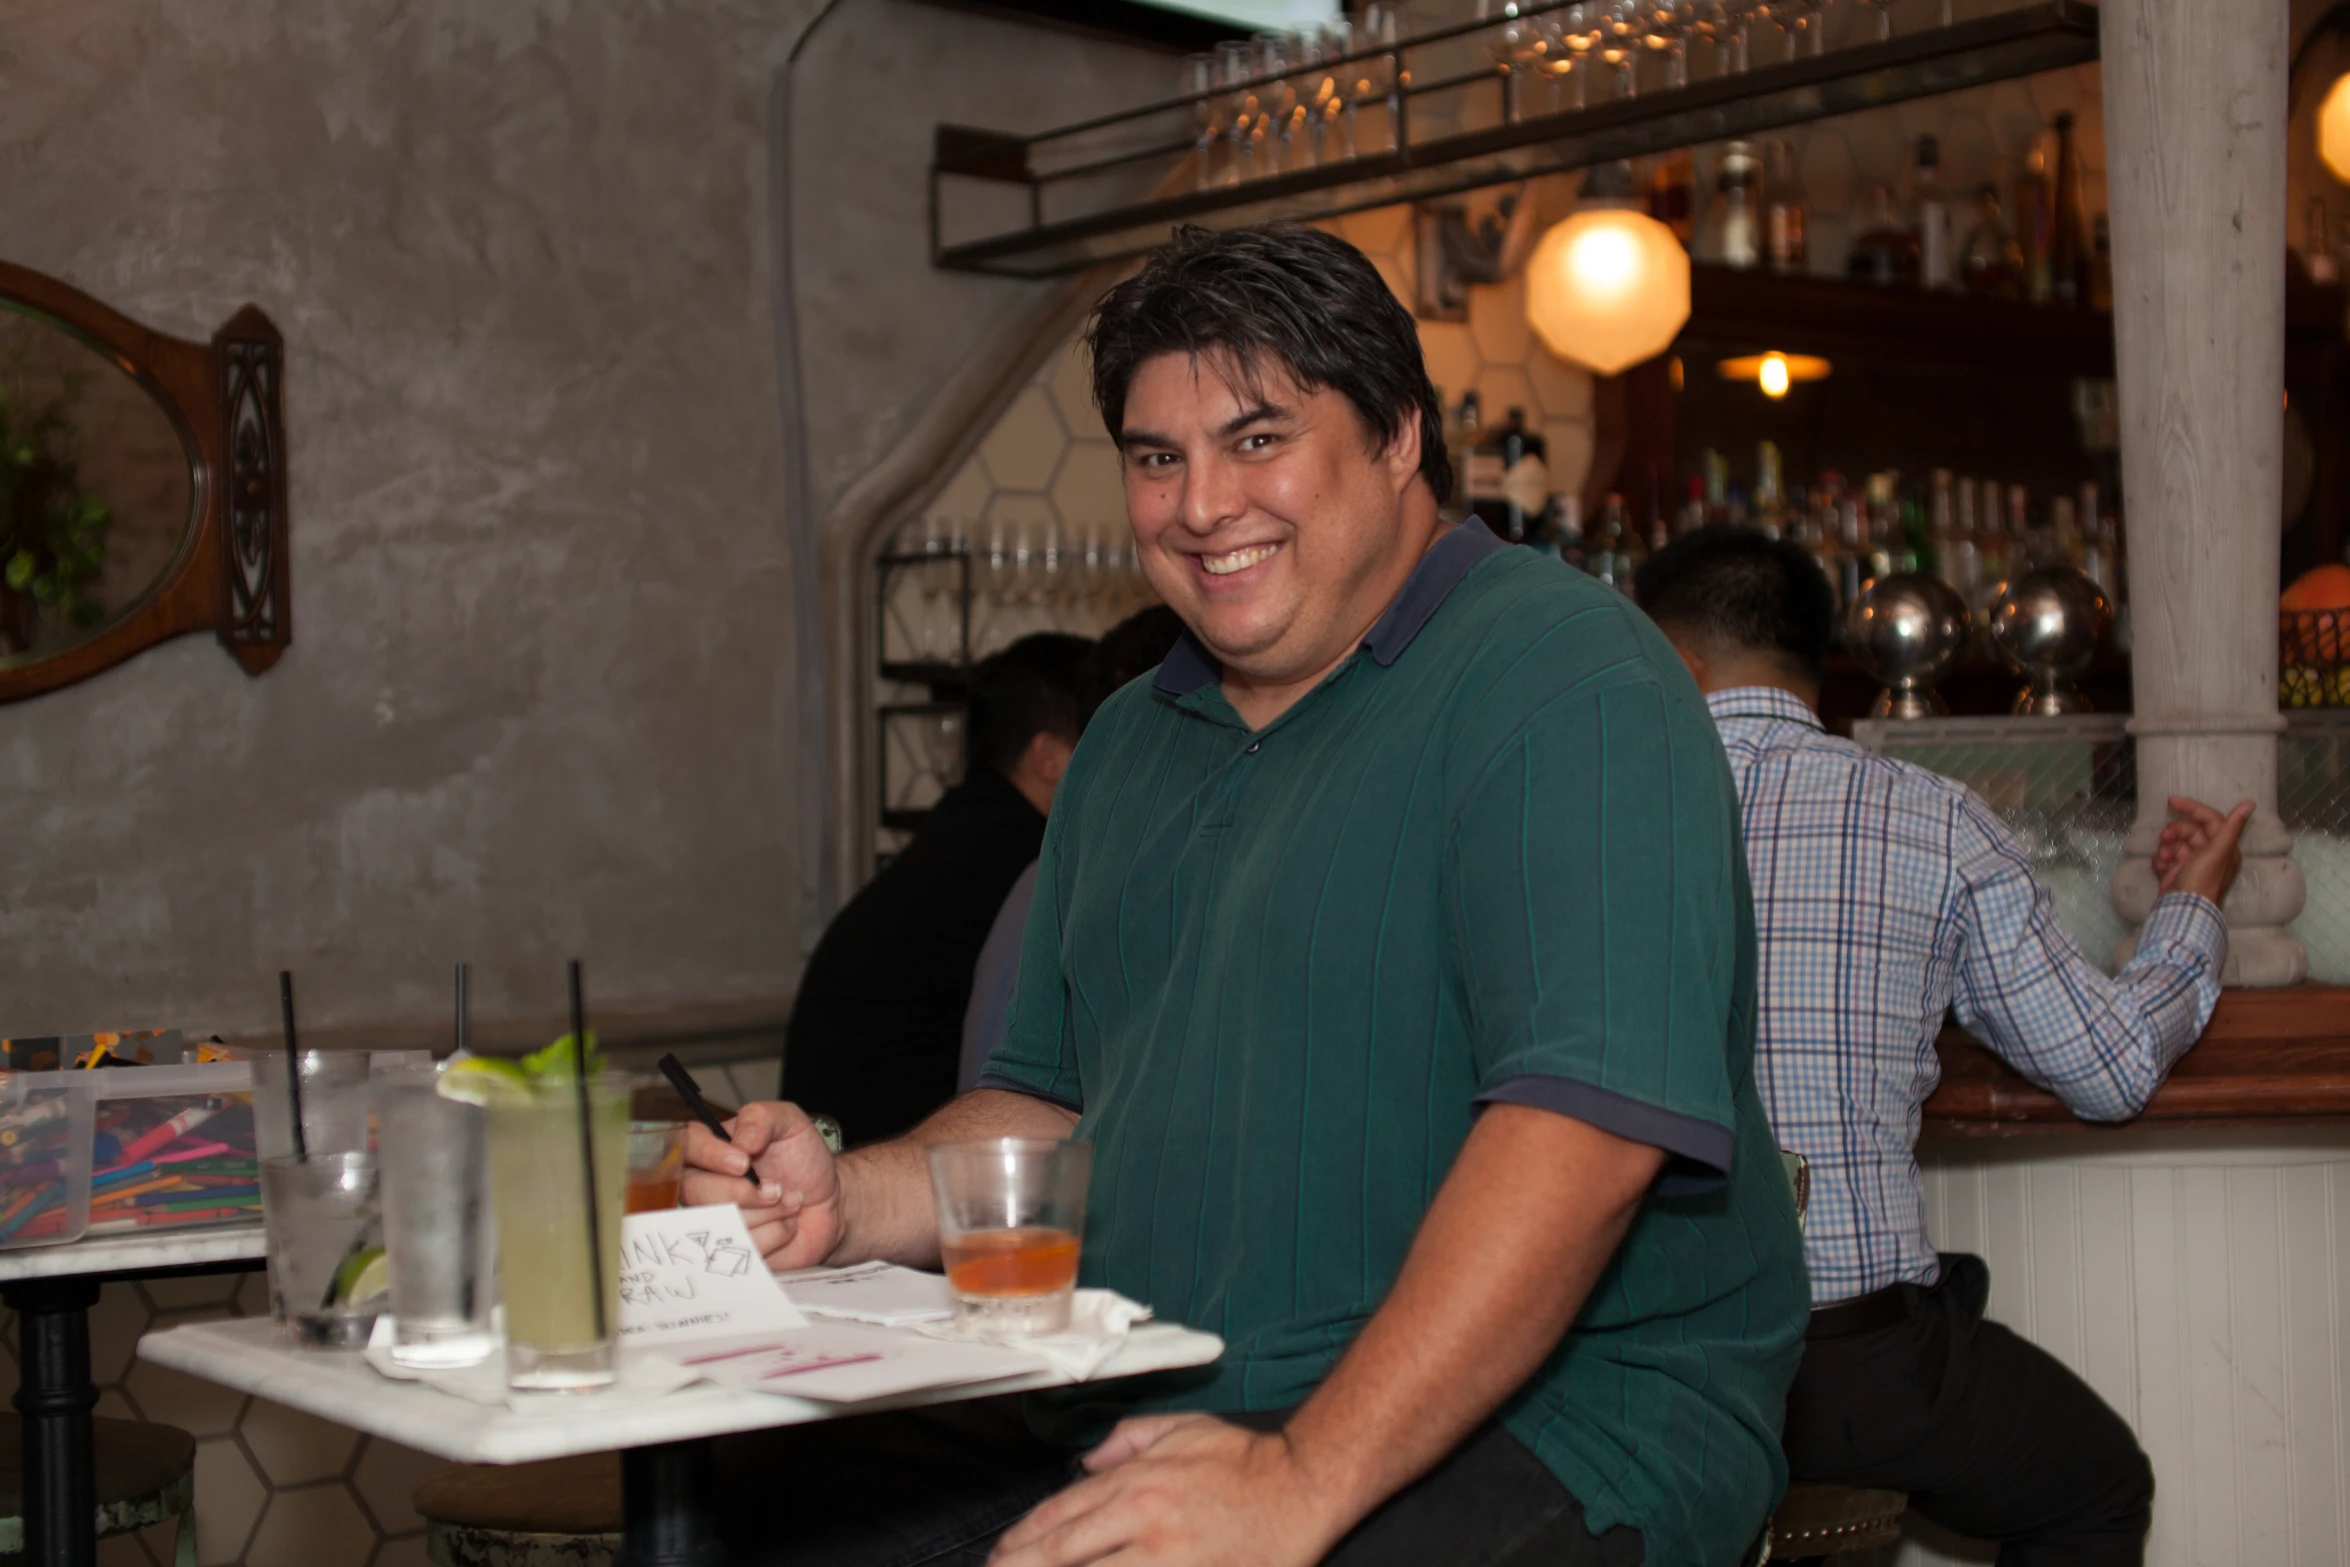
[988, 1413, 1347, 1567]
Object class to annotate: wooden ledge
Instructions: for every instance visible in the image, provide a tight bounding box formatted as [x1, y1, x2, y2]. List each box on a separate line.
[1924, 985, 2350, 1137]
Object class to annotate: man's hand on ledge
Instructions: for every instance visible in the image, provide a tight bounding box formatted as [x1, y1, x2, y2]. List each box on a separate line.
[989, 1413, 1342, 1567]
[2153, 795, 2254, 907]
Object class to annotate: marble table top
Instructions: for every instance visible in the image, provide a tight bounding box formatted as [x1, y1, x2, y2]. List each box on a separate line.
[140, 1314, 1225, 1465]
[0, 1222, 265, 1284]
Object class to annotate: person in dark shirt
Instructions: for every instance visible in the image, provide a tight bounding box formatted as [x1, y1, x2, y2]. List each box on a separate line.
[782, 631, 1096, 1143]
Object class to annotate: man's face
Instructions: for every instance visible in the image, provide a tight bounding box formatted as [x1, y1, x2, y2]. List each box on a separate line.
[1117, 350, 1429, 691]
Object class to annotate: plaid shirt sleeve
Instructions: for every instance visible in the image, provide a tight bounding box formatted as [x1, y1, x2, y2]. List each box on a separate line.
[1947, 791, 2228, 1121]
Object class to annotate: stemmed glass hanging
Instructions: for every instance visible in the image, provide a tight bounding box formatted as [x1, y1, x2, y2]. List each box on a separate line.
[1217, 39, 1256, 185]
[1184, 52, 1222, 191]
[1597, 0, 1646, 98]
[1251, 31, 1299, 175]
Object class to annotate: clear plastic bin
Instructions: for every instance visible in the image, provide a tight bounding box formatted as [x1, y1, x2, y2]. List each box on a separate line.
[82, 1061, 259, 1240]
[0, 1072, 95, 1249]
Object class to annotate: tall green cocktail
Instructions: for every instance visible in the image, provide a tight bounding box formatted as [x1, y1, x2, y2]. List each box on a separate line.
[446, 1049, 629, 1390]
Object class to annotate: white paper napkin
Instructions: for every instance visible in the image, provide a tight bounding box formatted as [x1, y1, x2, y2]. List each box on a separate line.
[910, 1290, 1153, 1380]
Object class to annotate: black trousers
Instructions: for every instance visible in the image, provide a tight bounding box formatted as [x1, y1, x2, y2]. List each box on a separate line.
[712, 1396, 1643, 1566]
[1779, 1253, 2154, 1567]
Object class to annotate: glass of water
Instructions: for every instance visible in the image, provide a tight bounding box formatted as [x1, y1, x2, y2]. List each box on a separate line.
[375, 1068, 497, 1368]
[260, 1152, 383, 1348]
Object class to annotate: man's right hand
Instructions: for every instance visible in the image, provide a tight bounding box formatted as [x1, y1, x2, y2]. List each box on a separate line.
[680, 1101, 845, 1270]
[2152, 795, 2255, 907]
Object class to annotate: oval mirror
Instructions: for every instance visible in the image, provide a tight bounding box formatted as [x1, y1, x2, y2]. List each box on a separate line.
[0, 304, 197, 665]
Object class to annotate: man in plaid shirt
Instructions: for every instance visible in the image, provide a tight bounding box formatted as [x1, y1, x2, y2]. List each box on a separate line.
[1638, 528, 2252, 1566]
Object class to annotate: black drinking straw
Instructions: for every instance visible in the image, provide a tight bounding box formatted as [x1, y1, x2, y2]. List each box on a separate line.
[566, 960, 607, 1339]
[278, 969, 308, 1162]
[454, 962, 470, 1055]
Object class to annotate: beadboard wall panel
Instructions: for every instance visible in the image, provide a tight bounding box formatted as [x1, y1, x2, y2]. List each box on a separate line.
[1885, 1138, 2350, 1566]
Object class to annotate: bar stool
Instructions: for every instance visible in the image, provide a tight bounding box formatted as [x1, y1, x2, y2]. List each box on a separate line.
[1768, 1480, 1907, 1560]
[414, 1452, 622, 1567]
[0, 1415, 197, 1566]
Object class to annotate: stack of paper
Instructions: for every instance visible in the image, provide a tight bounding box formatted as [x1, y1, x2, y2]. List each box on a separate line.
[778, 1260, 957, 1325]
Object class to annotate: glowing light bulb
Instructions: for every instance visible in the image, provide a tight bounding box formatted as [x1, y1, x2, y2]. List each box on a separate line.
[1524, 208, 1691, 376]
[2323, 73, 2350, 183]
[1759, 353, 1791, 398]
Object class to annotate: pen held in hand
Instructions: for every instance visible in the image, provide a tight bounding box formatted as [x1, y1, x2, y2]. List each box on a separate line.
[657, 1053, 734, 1146]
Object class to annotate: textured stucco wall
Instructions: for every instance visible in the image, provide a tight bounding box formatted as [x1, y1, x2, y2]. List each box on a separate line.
[0, 0, 1168, 1039]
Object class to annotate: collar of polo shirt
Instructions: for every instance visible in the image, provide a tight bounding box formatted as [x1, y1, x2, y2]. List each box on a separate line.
[1151, 521, 1510, 701]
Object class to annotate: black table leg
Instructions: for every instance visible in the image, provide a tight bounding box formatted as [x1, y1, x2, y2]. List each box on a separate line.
[4, 1275, 100, 1567]
[620, 1438, 728, 1567]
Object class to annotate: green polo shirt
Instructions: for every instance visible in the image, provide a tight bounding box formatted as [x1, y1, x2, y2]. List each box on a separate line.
[981, 523, 1806, 1567]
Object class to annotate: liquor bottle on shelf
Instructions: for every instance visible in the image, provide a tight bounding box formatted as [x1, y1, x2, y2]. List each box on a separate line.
[1913, 136, 1954, 290]
[1650, 149, 1697, 246]
[1848, 185, 1921, 287]
[2049, 495, 2080, 567]
[1474, 406, 1548, 543]
[1960, 185, 2025, 298]
[1546, 494, 1587, 572]
[1932, 468, 1977, 605]
[2006, 484, 2037, 566]
[2049, 112, 2090, 306]
[1764, 138, 1807, 275]
[1702, 448, 1730, 526]
[2016, 142, 2055, 302]
[2308, 198, 2341, 285]
[1449, 390, 1490, 525]
[1754, 441, 1786, 537]
[2090, 215, 2114, 311]
[1678, 475, 1707, 537]
[1709, 141, 1761, 270]
[1588, 494, 1633, 592]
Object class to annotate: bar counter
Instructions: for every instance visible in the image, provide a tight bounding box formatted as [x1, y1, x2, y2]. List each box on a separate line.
[1926, 985, 2350, 1134]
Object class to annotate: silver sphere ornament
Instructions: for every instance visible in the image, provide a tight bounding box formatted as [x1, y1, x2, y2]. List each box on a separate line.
[1989, 566, 2111, 715]
[1847, 572, 1971, 719]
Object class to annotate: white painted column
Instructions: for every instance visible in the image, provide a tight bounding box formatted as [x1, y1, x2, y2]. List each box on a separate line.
[2101, 0, 2305, 983]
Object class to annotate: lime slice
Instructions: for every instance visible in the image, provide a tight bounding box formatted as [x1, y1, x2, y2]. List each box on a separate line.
[435, 1057, 532, 1107]
[521, 1030, 599, 1081]
[335, 1247, 390, 1308]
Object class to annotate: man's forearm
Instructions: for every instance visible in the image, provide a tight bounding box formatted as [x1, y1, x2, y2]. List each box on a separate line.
[832, 1088, 1081, 1267]
[1278, 1104, 1665, 1540]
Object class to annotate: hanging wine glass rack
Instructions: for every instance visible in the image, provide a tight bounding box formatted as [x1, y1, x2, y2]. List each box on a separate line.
[930, 0, 2099, 278]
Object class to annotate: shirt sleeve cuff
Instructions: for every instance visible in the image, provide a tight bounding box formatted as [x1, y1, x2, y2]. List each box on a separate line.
[974, 1072, 1083, 1113]
[1473, 1076, 1732, 1196]
[2140, 891, 2227, 964]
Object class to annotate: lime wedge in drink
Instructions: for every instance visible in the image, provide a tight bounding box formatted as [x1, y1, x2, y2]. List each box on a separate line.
[436, 1057, 533, 1107]
[521, 1031, 600, 1081]
[335, 1247, 391, 1308]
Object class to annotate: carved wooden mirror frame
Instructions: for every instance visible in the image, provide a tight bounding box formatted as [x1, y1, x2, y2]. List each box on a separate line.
[0, 260, 289, 704]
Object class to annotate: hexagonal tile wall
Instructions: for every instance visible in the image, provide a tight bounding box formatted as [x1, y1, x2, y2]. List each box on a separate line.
[0, 1277, 444, 1566]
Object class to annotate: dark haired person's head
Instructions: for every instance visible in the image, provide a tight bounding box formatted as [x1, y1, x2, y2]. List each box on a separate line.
[1090, 604, 1188, 702]
[967, 631, 1097, 816]
[1084, 224, 1451, 717]
[1635, 526, 1837, 694]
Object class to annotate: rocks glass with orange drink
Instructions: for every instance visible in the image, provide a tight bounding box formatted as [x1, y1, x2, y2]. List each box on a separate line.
[925, 1138, 1092, 1334]
[626, 1121, 686, 1213]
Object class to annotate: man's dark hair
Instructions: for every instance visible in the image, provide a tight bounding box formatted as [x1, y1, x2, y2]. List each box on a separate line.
[1634, 526, 1837, 684]
[967, 632, 1096, 777]
[1089, 604, 1187, 703]
[1085, 224, 1451, 505]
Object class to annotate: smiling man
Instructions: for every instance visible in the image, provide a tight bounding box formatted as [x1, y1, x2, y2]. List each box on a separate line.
[687, 224, 1805, 1567]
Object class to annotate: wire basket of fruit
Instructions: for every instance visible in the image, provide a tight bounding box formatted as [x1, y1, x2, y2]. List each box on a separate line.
[2281, 566, 2350, 708]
